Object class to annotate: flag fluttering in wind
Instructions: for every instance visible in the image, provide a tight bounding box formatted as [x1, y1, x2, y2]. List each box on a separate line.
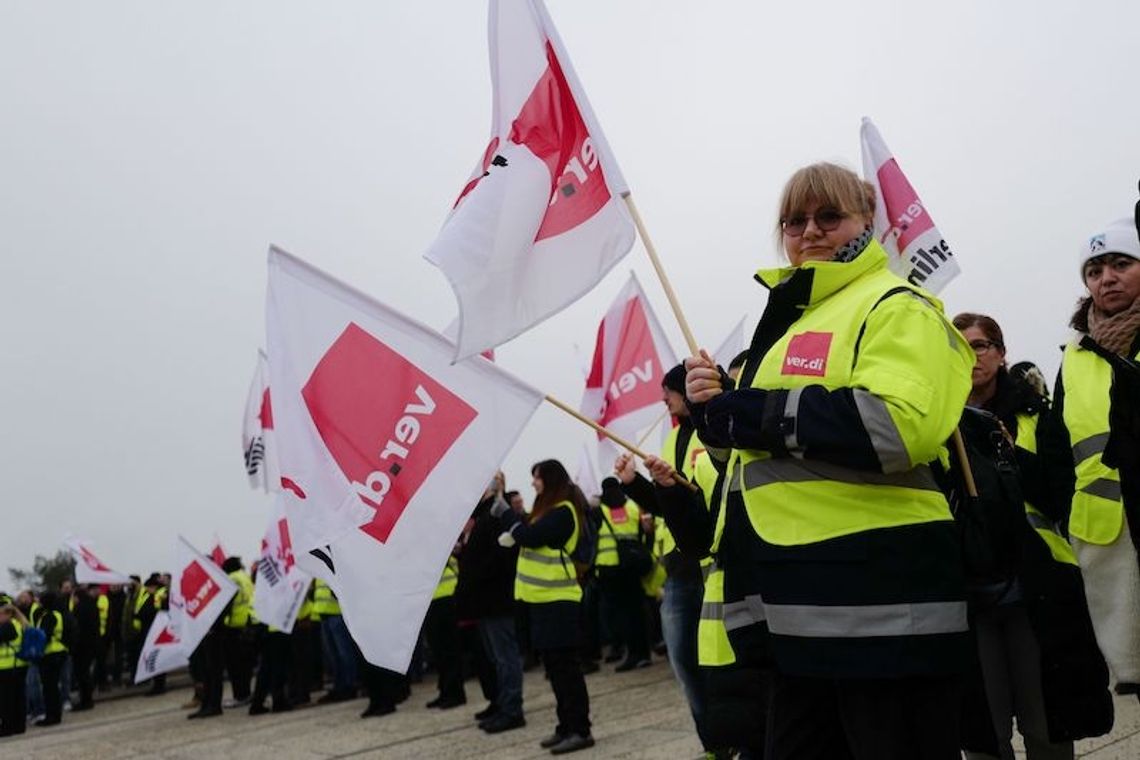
[252, 498, 311, 634]
[267, 245, 544, 670]
[208, 536, 227, 567]
[63, 536, 130, 586]
[134, 611, 189, 684]
[424, 0, 635, 360]
[169, 536, 237, 655]
[580, 273, 677, 466]
[861, 118, 960, 293]
[243, 350, 280, 492]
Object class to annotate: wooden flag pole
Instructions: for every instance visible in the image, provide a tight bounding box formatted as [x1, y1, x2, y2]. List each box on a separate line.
[951, 428, 978, 497]
[544, 395, 697, 492]
[623, 193, 700, 356]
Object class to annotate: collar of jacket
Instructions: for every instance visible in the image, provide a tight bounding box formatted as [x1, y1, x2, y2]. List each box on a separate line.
[753, 238, 890, 305]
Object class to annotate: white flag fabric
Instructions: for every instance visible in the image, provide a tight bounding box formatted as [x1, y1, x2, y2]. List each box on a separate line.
[267, 245, 544, 670]
[861, 118, 961, 293]
[63, 536, 130, 586]
[580, 272, 677, 466]
[134, 611, 189, 684]
[169, 536, 237, 654]
[242, 350, 281, 492]
[574, 438, 603, 500]
[424, 0, 635, 360]
[252, 498, 311, 634]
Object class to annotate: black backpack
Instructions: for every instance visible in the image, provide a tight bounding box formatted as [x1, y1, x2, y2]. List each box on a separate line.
[940, 408, 1026, 602]
[599, 509, 654, 578]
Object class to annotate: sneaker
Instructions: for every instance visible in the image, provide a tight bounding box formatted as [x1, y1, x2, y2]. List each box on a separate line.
[223, 697, 250, 709]
[540, 732, 566, 749]
[614, 658, 651, 672]
[549, 733, 595, 754]
[481, 713, 526, 734]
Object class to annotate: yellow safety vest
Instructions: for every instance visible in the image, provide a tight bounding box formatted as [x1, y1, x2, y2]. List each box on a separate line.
[514, 501, 582, 604]
[640, 517, 668, 598]
[658, 424, 706, 559]
[97, 594, 109, 637]
[225, 571, 254, 628]
[595, 501, 642, 568]
[313, 579, 341, 618]
[38, 609, 67, 655]
[1060, 340, 1135, 545]
[432, 556, 460, 600]
[732, 242, 973, 646]
[297, 583, 314, 623]
[1015, 412, 1078, 565]
[693, 451, 737, 667]
[0, 619, 24, 670]
[132, 589, 153, 632]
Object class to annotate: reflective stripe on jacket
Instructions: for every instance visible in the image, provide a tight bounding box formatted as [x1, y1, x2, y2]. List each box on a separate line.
[514, 501, 582, 604]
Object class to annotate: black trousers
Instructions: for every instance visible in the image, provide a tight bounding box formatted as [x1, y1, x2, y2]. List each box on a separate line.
[423, 597, 465, 702]
[597, 570, 649, 662]
[542, 647, 591, 737]
[765, 672, 962, 760]
[221, 626, 253, 700]
[361, 661, 405, 710]
[73, 646, 95, 707]
[93, 636, 109, 687]
[252, 631, 291, 709]
[461, 622, 496, 704]
[197, 631, 224, 712]
[0, 666, 27, 736]
[289, 621, 314, 703]
[39, 652, 66, 723]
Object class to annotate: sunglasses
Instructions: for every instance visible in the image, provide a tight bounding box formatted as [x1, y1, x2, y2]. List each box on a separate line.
[781, 209, 848, 237]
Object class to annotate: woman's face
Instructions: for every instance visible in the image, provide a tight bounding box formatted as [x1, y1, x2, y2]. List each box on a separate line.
[783, 201, 870, 267]
[961, 325, 1005, 391]
[1084, 254, 1140, 316]
[531, 472, 544, 496]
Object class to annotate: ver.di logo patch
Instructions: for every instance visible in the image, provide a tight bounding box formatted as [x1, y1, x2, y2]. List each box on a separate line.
[781, 332, 833, 377]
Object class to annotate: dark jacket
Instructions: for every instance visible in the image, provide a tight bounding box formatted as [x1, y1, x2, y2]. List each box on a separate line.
[72, 594, 100, 655]
[961, 371, 1113, 750]
[455, 496, 519, 621]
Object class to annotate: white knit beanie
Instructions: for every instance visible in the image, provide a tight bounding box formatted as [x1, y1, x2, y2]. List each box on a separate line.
[1080, 217, 1140, 279]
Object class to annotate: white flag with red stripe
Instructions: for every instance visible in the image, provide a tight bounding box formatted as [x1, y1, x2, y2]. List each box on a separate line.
[860, 118, 960, 293]
[267, 246, 544, 670]
[242, 350, 280, 492]
[580, 273, 677, 465]
[62, 536, 130, 586]
[134, 611, 188, 683]
[425, 0, 635, 360]
[252, 498, 311, 634]
[169, 536, 237, 654]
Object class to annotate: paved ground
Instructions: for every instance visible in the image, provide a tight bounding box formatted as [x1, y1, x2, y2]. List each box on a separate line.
[4, 660, 1140, 758]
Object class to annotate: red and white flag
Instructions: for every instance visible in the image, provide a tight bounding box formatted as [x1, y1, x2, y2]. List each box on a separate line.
[62, 536, 130, 586]
[208, 536, 227, 567]
[243, 350, 280, 492]
[861, 118, 960, 293]
[425, 0, 635, 360]
[133, 611, 189, 684]
[580, 273, 677, 465]
[267, 246, 544, 670]
[169, 536, 237, 654]
[252, 498, 311, 634]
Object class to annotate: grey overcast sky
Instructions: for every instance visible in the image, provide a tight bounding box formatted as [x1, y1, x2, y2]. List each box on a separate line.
[2, 1, 1138, 579]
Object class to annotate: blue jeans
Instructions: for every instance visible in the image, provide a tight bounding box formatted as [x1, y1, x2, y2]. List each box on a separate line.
[321, 615, 357, 694]
[479, 615, 523, 718]
[60, 655, 72, 706]
[25, 663, 44, 717]
[660, 575, 706, 738]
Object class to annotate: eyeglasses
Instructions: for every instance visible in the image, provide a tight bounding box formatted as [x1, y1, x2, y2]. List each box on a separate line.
[780, 209, 849, 237]
[969, 340, 1002, 355]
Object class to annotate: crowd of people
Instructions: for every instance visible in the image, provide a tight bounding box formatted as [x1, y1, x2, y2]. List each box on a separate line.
[4, 160, 1140, 759]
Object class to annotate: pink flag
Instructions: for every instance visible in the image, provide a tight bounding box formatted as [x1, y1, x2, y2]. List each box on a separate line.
[425, 0, 635, 360]
[133, 611, 189, 684]
[62, 536, 130, 585]
[580, 273, 677, 465]
[267, 245, 544, 671]
[169, 536, 237, 654]
[861, 118, 960, 293]
[242, 350, 280, 492]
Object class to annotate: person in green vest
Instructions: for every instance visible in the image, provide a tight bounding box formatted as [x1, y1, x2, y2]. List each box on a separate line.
[0, 595, 31, 737]
[32, 590, 69, 726]
[1041, 217, 1140, 699]
[494, 459, 594, 754]
[594, 477, 651, 672]
[220, 557, 255, 707]
[422, 550, 466, 710]
[953, 313, 1112, 759]
[685, 161, 975, 758]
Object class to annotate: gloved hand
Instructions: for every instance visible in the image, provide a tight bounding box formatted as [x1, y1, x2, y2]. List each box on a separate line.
[490, 495, 511, 517]
[497, 530, 517, 548]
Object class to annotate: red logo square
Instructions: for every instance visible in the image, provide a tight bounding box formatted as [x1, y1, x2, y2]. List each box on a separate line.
[302, 323, 478, 544]
[781, 332, 832, 377]
[181, 561, 220, 619]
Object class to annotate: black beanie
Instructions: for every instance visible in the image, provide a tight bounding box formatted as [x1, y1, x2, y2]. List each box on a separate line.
[600, 477, 625, 507]
[662, 363, 686, 394]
